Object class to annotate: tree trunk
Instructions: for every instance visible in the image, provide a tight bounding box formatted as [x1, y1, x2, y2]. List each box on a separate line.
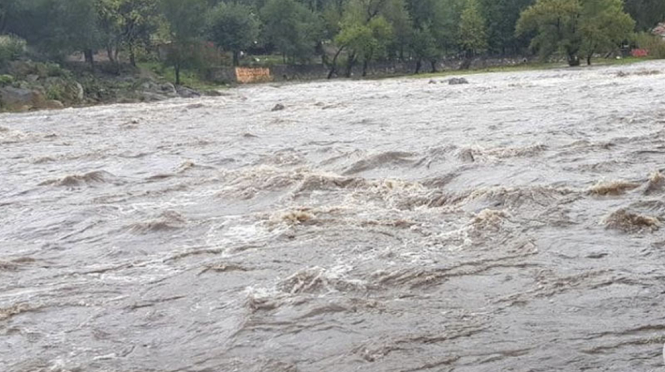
[345, 53, 356, 78]
[316, 41, 326, 65]
[84, 49, 95, 72]
[327, 64, 337, 79]
[321, 49, 329, 67]
[586, 55, 592, 66]
[430, 60, 437, 73]
[0, 13, 6, 34]
[129, 45, 136, 67]
[415, 59, 422, 74]
[175, 63, 181, 86]
[233, 51, 240, 66]
[460, 50, 473, 70]
[362, 60, 368, 77]
[114, 42, 120, 62]
[327, 46, 345, 79]
[567, 54, 580, 67]
[106, 45, 115, 64]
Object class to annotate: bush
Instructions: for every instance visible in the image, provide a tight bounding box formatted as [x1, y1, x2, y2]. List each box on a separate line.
[0, 74, 14, 86]
[634, 32, 665, 59]
[46, 63, 66, 77]
[0, 35, 26, 65]
[45, 84, 65, 101]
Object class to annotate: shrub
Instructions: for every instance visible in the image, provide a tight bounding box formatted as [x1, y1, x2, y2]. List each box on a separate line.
[45, 84, 65, 101]
[0, 74, 14, 86]
[0, 35, 26, 65]
[634, 32, 665, 59]
[46, 63, 66, 77]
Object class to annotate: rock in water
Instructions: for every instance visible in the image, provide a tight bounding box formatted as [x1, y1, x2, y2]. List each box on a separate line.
[75, 82, 84, 101]
[161, 83, 177, 96]
[176, 86, 202, 99]
[272, 103, 285, 111]
[203, 90, 224, 97]
[449, 77, 469, 85]
[141, 92, 169, 102]
[0, 87, 46, 110]
[45, 100, 64, 110]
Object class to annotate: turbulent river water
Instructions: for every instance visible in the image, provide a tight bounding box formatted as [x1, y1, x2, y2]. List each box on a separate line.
[2, 61, 665, 372]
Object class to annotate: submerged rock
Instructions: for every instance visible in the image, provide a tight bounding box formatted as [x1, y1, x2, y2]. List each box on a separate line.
[176, 86, 202, 98]
[449, 77, 469, 85]
[45, 100, 64, 110]
[203, 89, 224, 97]
[272, 103, 285, 111]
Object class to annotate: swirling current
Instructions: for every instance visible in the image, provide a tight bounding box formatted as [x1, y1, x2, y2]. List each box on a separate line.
[2, 62, 665, 372]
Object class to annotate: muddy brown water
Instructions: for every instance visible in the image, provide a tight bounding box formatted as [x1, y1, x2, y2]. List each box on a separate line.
[2, 62, 665, 372]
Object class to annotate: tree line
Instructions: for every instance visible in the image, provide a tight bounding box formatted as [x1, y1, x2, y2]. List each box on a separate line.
[0, 0, 663, 82]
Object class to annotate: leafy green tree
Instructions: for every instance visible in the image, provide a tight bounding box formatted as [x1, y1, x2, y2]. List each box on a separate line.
[410, 24, 439, 72]
[1, 0, 101, 67]
[579, 0, 634, 65]
[113, 0, 160, 66]
[479, 0, 535, 54]
[328, 0, 406, 77]
[0, 35, 26, 66]
[321, 0, 348, 40]
[0, 0, 47, 40]
[0, 0, 20, 34]
[458, 0, 487, 67]
[431, 0, 465, 54]
[97, 0, 123, 64]
[45, 0, 102, 67]
[516, 0, 583, 66]
[260, 0, 321, 63]
[207, 2, 260, 66]
[161, 0, 206, 84]
[380, 0, 412, 60]
[405, 0, 437, 27]
[624, 0, 665, 32]
[335, 15, 392, 76]
[517, 0, 634, 66]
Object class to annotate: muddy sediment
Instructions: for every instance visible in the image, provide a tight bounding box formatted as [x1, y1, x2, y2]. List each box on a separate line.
[1, 62, 665, 371]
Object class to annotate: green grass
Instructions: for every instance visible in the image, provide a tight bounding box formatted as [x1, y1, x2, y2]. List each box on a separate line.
[412, 62, 561, 79]
[411, 56, 656, 79]
[137, 55, 658, 88]
[137, 62, 229, 91]
[591, 56, 653, 66]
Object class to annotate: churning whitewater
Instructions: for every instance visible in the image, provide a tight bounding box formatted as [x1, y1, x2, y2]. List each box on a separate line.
[2, 61, 665, 372]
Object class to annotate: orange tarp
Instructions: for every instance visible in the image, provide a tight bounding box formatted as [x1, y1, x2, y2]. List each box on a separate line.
[235, 67, 272, 83]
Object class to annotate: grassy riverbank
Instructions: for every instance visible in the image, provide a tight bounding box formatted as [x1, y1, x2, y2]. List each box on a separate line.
[411, 57, 654, 80]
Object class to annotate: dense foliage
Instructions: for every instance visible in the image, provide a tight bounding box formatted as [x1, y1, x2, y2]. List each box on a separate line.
[0, 0, 658, 78]
[516, 0, 635, 66]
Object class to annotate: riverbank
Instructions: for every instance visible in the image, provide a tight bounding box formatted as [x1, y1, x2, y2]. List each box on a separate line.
[0, 61, 228, 113]
[411, 56, 654, 79]
[0, 57, 657, 113]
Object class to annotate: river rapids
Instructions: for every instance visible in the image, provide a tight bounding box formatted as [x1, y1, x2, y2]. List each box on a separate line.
[2, 61, 665, 372]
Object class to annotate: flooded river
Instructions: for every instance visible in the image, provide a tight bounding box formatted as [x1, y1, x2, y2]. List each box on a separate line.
[2, 61, 665, 372]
